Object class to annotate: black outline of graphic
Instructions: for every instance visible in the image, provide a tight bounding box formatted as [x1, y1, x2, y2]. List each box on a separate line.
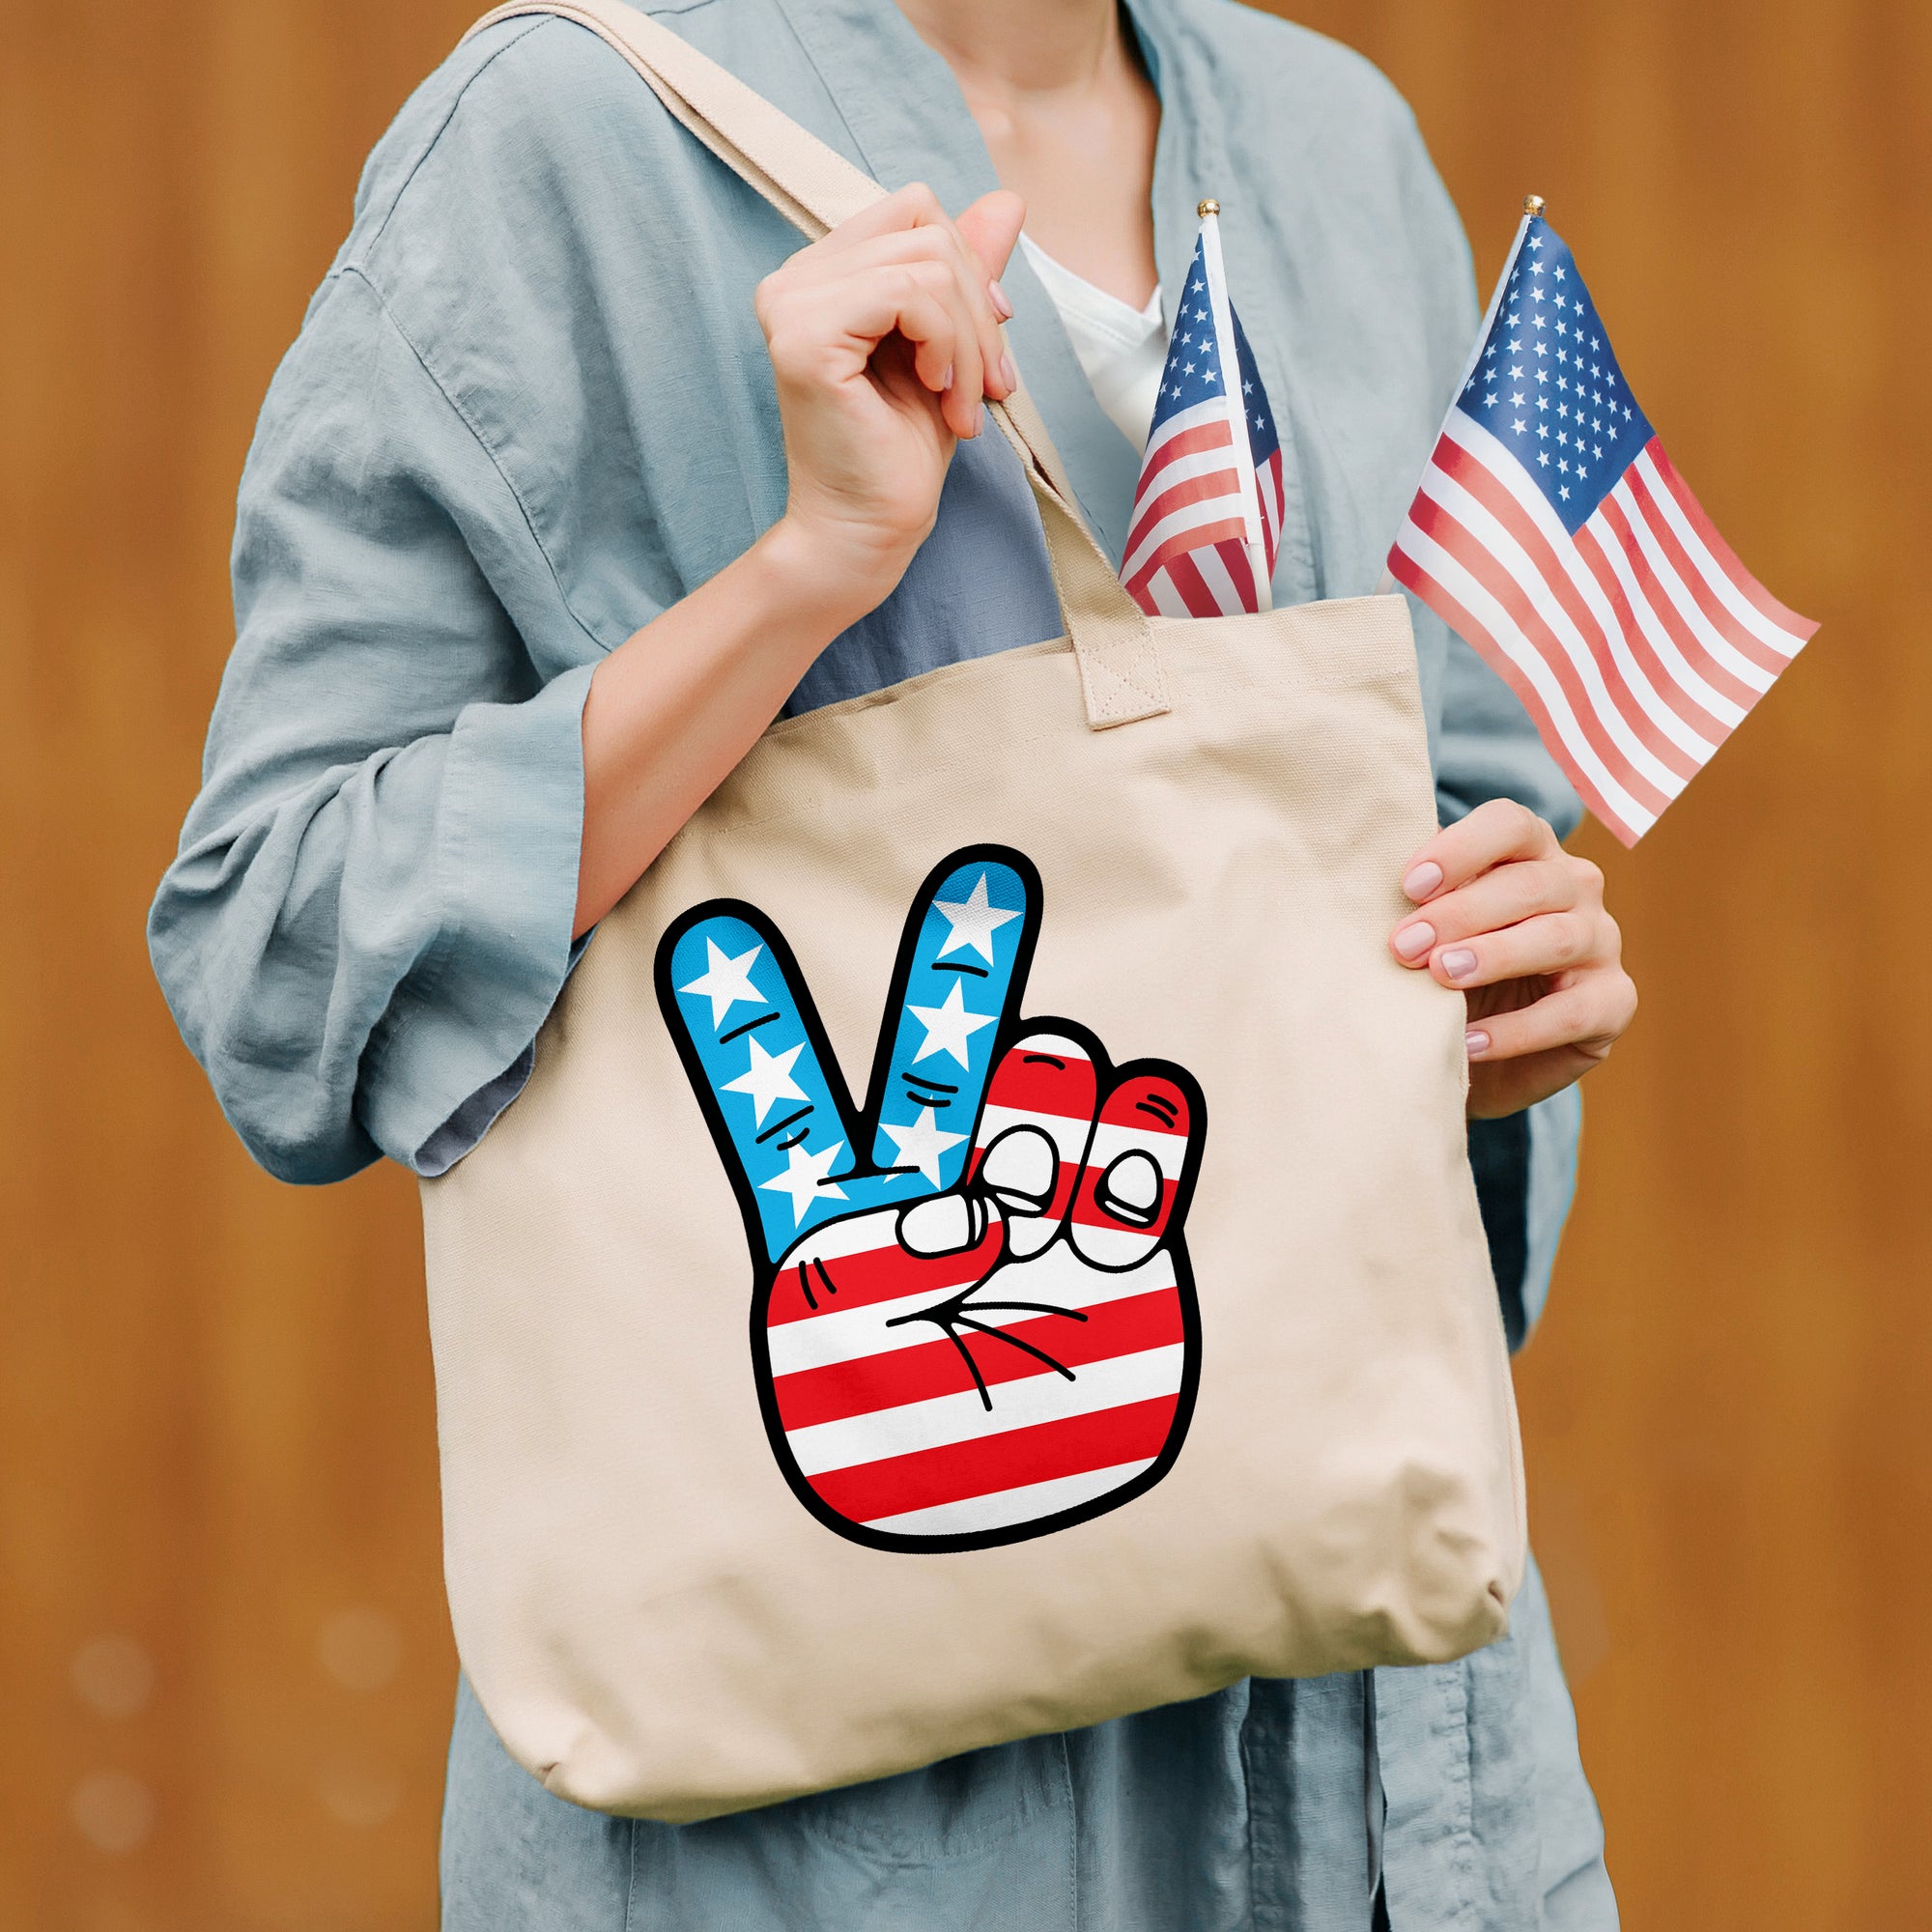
[654, 843, 1206, 1555]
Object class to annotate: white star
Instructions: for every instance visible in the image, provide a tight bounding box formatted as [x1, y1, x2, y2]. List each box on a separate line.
[878, 1107, 967, 1185]
[906, 981, 995, 1069]
[1513, 418, 1527, 434]
[759, 1139, 847, 1226]
[722, 1035, 809, 1126]
[1538, 451, 1551, 468]
[678, 940, 766, 1029]
[1559, 485, 1572, 501]
[1554, 265, 1568, 281]
[930, 873, 1020, 963]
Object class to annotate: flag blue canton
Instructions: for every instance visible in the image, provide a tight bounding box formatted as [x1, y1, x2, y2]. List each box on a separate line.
[1230, 306, 1280, 470]
[1151, 238, 1232, 430]
[1457, 217, 1655, 535]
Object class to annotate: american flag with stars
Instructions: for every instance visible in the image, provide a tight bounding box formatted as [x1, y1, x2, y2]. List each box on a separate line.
[1388, 209, 1818, 846]
[1122, 206, 1286, 617]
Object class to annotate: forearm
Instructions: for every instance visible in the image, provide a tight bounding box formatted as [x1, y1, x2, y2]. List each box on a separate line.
[574, 519, 873, 935]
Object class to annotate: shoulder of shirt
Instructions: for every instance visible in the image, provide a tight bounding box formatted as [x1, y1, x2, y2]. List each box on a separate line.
[332, 4, 732, 282]
[1151, 0, 1424, 148]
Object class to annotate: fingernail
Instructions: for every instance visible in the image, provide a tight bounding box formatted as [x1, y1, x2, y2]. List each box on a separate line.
[1393, 922, 1435, 960]
[1465, 1028, 1492, 1058]
[1440, 948, 1478, 980]
[973, 401, 985, 437]
[939, 361, 953, 392]
[999, 352, 1017, 392]
[988, 277, 1014, 320]
[1403, 861, 1443, 901]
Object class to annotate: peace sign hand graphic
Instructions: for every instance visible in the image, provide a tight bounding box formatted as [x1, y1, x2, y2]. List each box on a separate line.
[656, 846, 1206, 1553]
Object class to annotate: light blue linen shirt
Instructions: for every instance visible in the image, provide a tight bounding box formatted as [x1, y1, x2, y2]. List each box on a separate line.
[150, 0, 1612, 1922]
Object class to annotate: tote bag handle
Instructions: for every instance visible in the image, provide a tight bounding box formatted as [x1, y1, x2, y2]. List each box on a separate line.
[463, 0, 1172, 728]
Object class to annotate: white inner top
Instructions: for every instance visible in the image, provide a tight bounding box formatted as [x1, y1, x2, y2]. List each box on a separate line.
[1018, 232, 1165, 452]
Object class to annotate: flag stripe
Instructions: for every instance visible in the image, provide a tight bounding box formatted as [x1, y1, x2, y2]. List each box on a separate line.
[789, 1344, 1185, 1478]
[1390, 525, 1652, 845]
[1143, 568, 1196, 619]
[1623, 463, 1793, 674]
[1404, 492, 1676, 815]
[1162, 550, 1228, 619]
[773, 1287, 1186, 1431]
[811, 1394, 1182, 1525]
[1605, 480, 1776, 695]
[1569, 519, 1743, 733]
[862, 1457, 1158, 1538]
[1574, 509, 1752, 724]
[1195, 539, 1256, 614]
[1126, 515, 1252, 598]
[1435, 422, 1722, 756]
[1593, 494, 1768, 713]
[766, 1252, 1177, 1379]
[1640, 444, 1818, 646]
[1122, 466, 1247, 578]
[1417, 457, 1693, 793]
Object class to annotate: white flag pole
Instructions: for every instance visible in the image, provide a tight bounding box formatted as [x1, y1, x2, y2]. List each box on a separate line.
[1197, 200, 1273, 612]
[1372, 193, 1547, 597]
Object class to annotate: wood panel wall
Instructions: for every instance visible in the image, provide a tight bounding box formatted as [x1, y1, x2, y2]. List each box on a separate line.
[2, 1, 1923, 1924]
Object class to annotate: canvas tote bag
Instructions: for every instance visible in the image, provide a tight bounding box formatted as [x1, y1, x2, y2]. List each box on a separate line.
[422, 0, 1525, 1823]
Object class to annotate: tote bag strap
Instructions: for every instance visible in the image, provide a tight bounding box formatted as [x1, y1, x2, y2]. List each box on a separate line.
[463, 0, 1170, 728]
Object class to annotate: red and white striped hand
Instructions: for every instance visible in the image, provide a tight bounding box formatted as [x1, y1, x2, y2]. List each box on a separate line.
[658, 847, 1205, 1553]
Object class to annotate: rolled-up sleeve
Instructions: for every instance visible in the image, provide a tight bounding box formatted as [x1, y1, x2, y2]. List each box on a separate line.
[149, 266, 600, 1183]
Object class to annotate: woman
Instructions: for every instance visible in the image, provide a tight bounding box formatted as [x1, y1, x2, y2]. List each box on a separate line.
[151, 0, 1635, 1922]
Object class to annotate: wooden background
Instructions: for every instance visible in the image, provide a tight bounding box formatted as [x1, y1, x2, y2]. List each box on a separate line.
[3, 1, 1925, 1924]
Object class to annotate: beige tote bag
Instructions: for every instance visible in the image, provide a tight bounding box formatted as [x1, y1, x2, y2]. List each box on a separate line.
[422, 0, 1525, 1823]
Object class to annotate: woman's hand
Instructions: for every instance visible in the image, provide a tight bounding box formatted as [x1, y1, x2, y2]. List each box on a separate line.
[756, 182, 1028, 622]
[1390, 800, 1637, 1119]
[572, 184, 1026, 935]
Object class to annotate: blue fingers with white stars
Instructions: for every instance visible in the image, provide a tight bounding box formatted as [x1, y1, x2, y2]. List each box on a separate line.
[666, 860, 1033, 1261]
[867, 859, 1029, 1195]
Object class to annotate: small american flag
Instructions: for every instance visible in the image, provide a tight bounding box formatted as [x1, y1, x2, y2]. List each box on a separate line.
[1389, 208, 1819, 846]
[1122, 206, 1286, 617]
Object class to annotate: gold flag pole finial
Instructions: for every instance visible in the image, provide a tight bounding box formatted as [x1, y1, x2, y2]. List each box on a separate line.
[1522, 193, 1547, 219]
[1198, 198, 1220, 218]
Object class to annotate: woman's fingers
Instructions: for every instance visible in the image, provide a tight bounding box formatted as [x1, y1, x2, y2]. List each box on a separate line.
[1400, 798, 1559, 904]
[953, 186, 1026, 372]
[1391, 856, 1600, 968]
[763, 265, 978, 435]
[1422, 910, 1611, 991]
[766, 184, 1018, 423]
[1464, 971, 1637, 1066]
